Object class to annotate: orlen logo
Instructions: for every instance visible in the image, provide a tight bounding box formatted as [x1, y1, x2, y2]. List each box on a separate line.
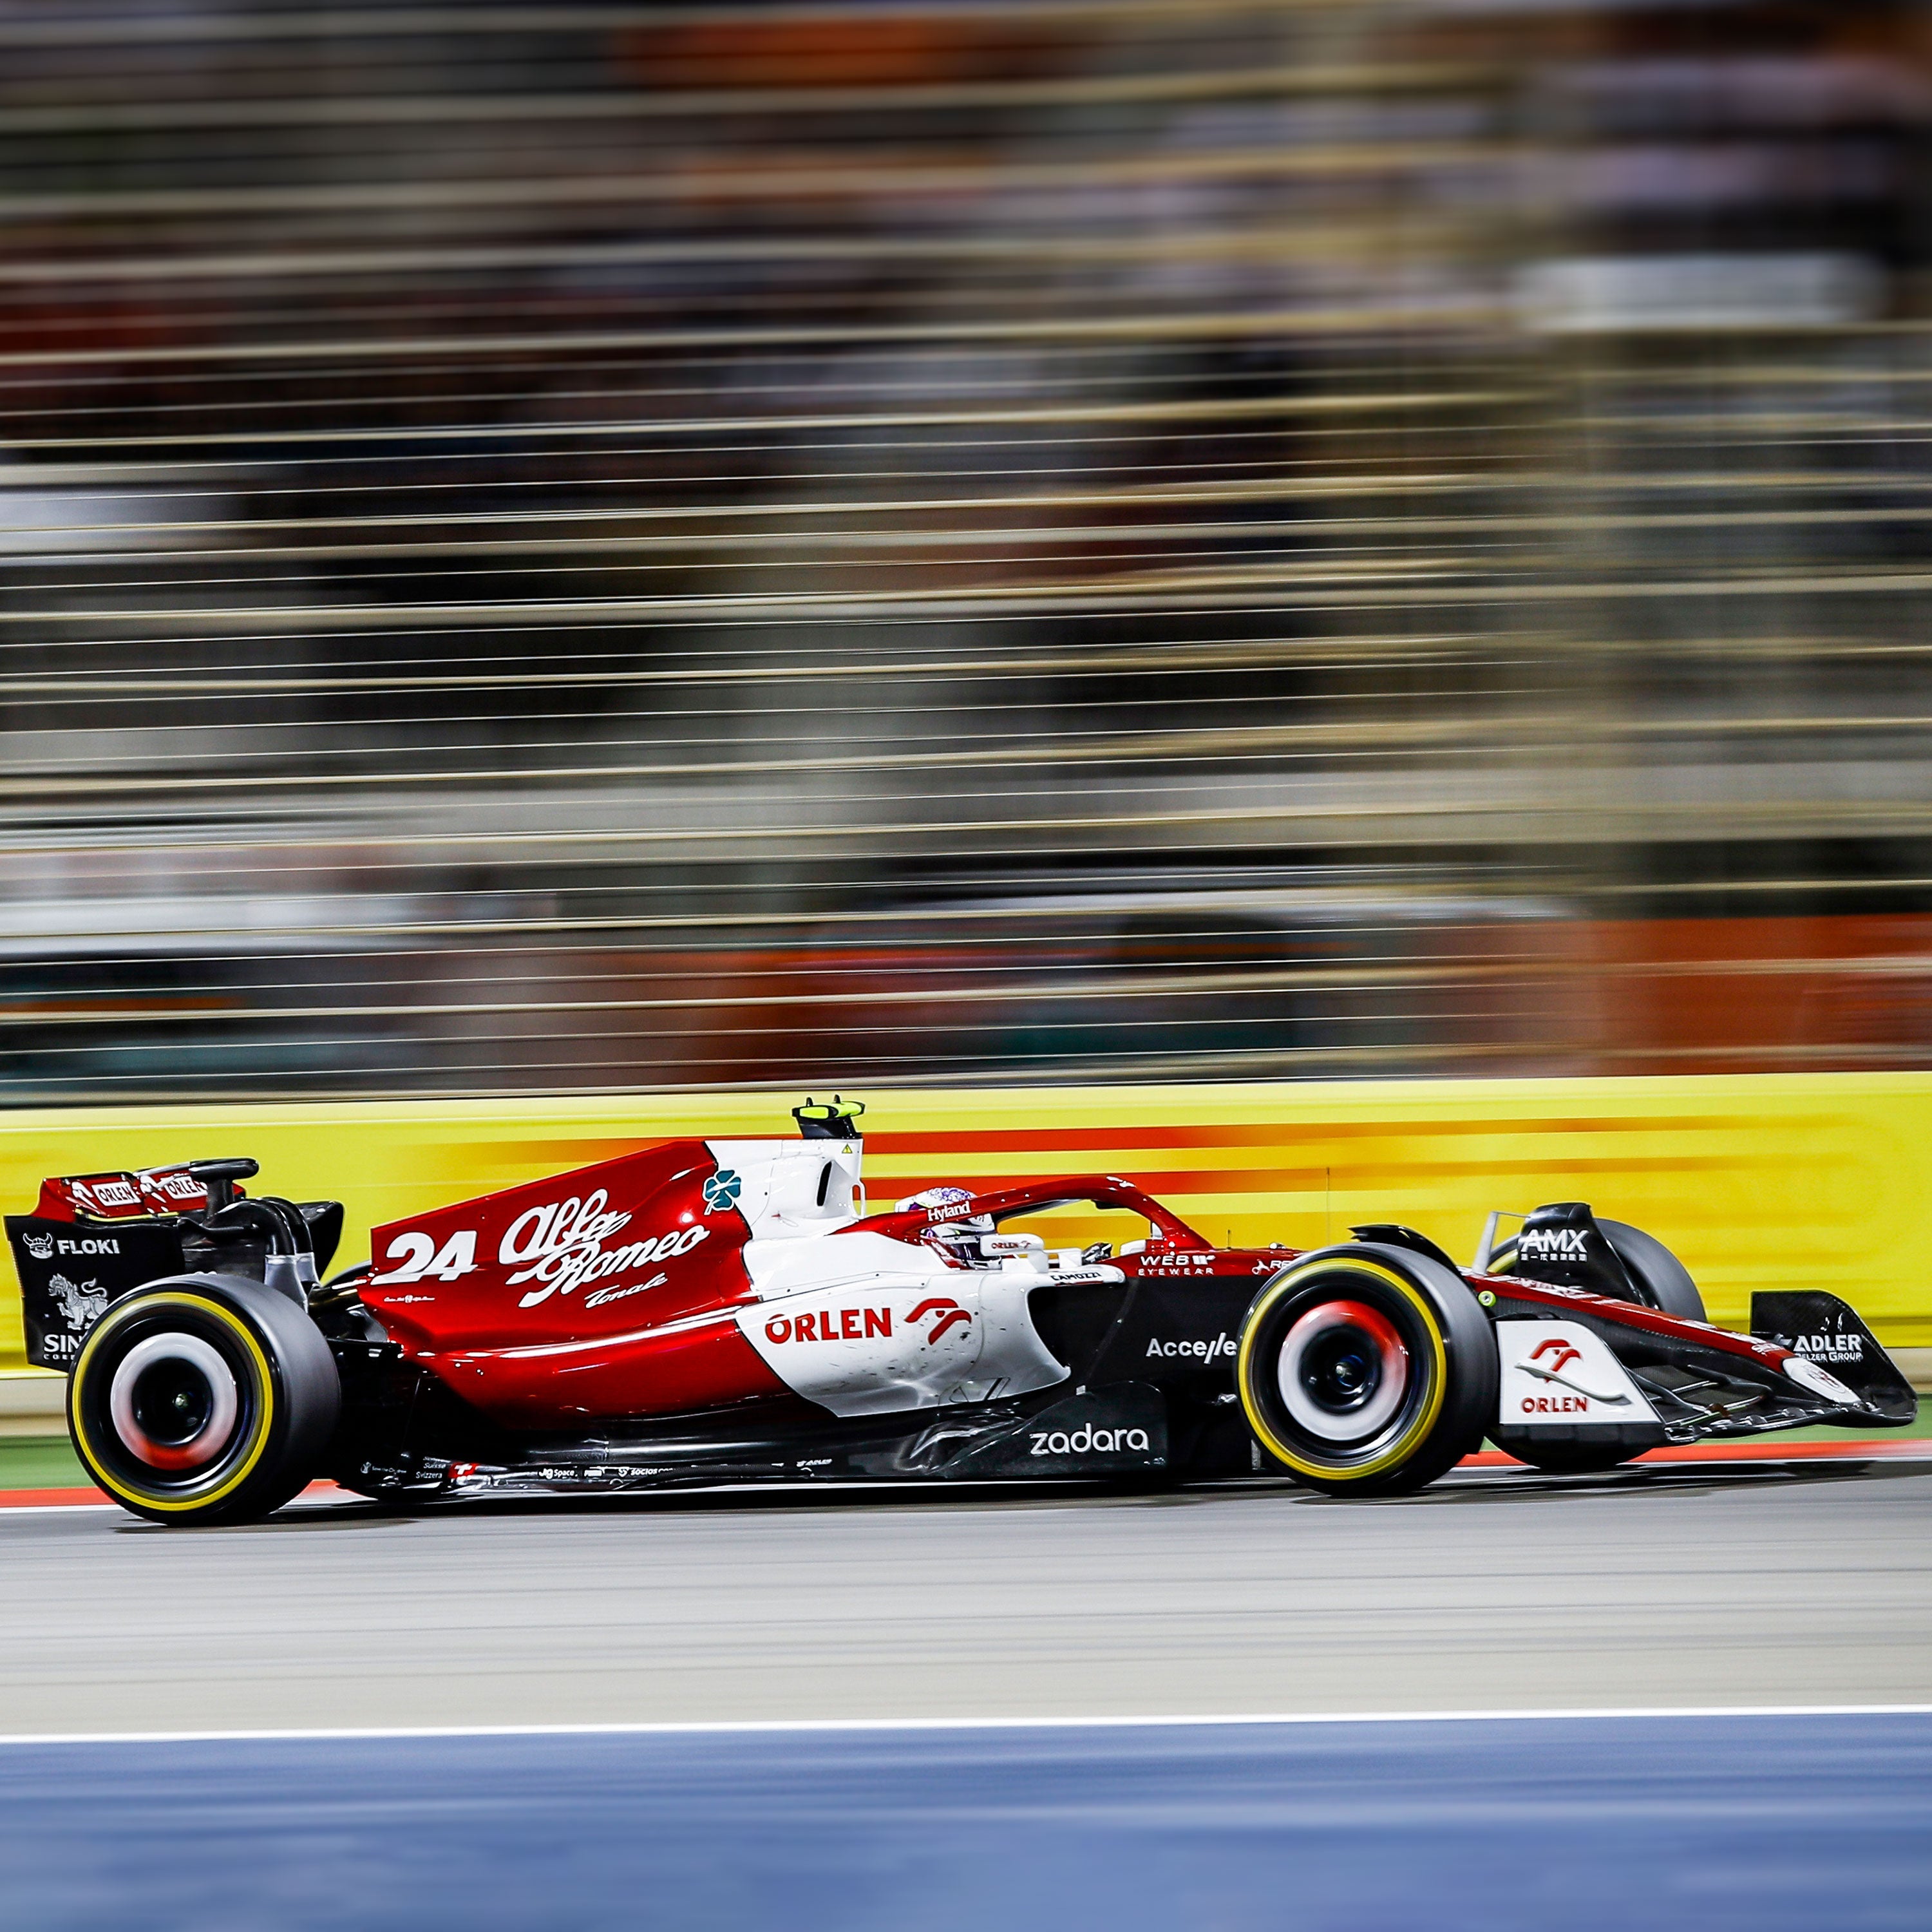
[70, 1176, 142, 1217]
[1530, 1336, 1580, 1376]
[1517, 1332, 1629, 1412]
[142, 1170, 207, 1208]
[766, 1307, 895, 1345]
[764, 1296, 972, 1346]
[1518, 1226, 1587, 1262]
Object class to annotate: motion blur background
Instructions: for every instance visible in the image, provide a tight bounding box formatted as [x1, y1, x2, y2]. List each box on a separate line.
[4, 0, 1931, 1102]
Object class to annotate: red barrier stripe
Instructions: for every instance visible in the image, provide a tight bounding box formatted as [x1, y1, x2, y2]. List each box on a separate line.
[867, 1117, 1701, 1155]
[1468, 1438, 1932, 1469]
[0, 1479, 354, 1511]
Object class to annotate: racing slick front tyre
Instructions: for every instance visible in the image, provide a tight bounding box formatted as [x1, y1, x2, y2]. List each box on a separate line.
[1237, 1244, 1497, 1497]
[1598, 1219, 1706, 1324]
[67, 1274, 340, 1526]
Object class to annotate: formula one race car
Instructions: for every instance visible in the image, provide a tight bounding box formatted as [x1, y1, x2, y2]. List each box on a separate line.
[7, 1100, 1917, 1524]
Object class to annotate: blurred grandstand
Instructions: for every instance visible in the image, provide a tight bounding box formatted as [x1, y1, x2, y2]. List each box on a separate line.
[1, 0, 1929, 1098]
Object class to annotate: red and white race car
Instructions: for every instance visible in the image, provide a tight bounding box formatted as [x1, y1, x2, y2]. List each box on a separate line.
[8, 1099, 1916, 1524]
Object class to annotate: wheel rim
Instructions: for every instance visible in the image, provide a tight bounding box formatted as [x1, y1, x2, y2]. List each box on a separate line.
[107, 1333, 240, 1473]
[1239, 1261, 1447, 1479]
[1278, 1298, 1410, 1443]
[71, 1294, 274, 1510]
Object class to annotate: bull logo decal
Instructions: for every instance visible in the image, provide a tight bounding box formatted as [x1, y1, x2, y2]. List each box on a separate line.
[48, 1274, 108, 1331]
[906, 1297, 972, 1345]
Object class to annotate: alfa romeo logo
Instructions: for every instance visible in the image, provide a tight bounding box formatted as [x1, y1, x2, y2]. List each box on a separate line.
[703, 1170, 741, 1214]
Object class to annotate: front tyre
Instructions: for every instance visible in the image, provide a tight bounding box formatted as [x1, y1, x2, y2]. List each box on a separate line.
[68, 1275, 340, 1526]
[1238, 1245, 1497, 1497]
[1599, 1220, 1705, 1323]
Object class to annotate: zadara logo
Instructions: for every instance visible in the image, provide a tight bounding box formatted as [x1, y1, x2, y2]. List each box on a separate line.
[1030, 1423, 1151, 1457]
[764, 1296, 972, 1346]
[1518, 1226, 1588, 1261]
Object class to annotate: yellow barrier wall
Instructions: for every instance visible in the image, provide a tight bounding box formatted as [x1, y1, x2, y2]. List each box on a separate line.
[5, 1073, 1930, 1368]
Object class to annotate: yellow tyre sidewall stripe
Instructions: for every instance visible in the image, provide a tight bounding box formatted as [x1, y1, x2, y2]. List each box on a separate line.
[1238, 1258, 1450, 1482]
[71, 1292, 277, 1514]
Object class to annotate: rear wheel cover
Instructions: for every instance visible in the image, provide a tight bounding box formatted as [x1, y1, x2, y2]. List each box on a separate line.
[71, 1292, 279, 1513]
[1239, 1259, 1449, 1482]
[106, 1331, 241, 1473]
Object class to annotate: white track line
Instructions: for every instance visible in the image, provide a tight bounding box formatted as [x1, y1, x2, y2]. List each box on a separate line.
[2, 1706, 1929, 1748]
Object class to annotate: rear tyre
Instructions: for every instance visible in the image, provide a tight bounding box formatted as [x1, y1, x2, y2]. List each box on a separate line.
[1598, 1220, 1706, 1323]
[68, 1275, 340, 1526]
[1237, 1244, 1497, 1497]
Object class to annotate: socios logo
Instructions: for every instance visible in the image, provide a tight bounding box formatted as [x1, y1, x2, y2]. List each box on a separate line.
[703, 1170, 742, 1215]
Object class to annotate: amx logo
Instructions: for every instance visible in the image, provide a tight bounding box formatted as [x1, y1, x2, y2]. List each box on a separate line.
[1519, 1226, 1588, 1261]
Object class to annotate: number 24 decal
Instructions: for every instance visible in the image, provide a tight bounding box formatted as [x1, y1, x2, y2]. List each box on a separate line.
[373, 1228, 478, 1284]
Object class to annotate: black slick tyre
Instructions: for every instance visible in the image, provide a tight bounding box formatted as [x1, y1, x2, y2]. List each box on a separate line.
[67, 1274, 340, 1526]
[1598, 1220, 1706, 1323]
[1237, 1243, 1497, 1497]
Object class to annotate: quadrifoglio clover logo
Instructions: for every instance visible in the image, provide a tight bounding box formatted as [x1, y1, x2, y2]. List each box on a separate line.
[703, 1170, 742, 1214]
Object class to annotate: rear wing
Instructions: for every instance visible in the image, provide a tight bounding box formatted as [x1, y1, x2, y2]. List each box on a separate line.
[6, 1161, 343, 1370]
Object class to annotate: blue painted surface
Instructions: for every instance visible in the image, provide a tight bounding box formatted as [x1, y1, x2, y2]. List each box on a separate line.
[3, 1713, 1929, 1931]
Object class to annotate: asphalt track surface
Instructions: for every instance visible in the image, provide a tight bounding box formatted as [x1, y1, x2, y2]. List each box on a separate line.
[3, 1455, 1931, 1734]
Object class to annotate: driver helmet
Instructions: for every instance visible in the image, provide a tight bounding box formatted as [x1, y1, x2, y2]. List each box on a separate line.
[895, 1185, 995, 1265]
